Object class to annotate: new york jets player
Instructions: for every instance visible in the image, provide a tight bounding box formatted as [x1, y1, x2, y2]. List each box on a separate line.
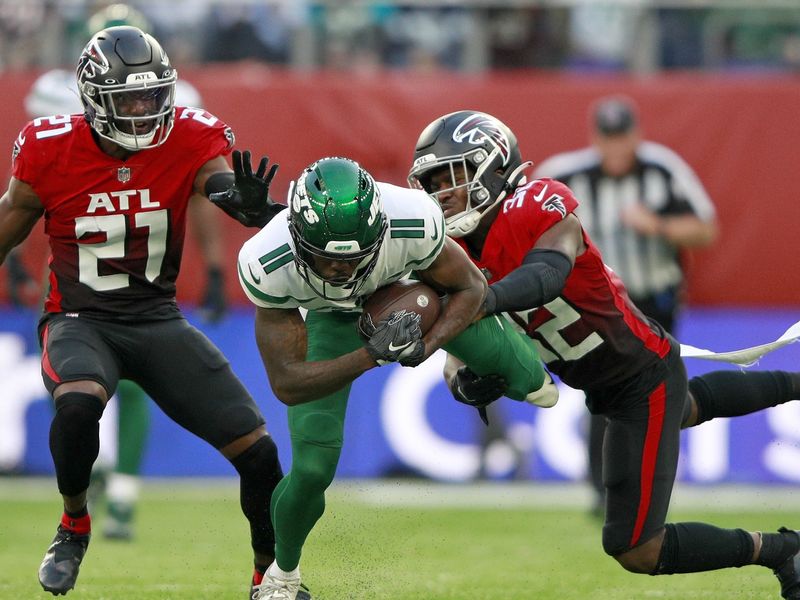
[238, 157, 554, 599]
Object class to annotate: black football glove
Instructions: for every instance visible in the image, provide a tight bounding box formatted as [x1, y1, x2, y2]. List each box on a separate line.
[209, 150, 283, 228]
[198, 266, 226, 324]
[363, 311, 424, 366]
[449, 366, 508, 425]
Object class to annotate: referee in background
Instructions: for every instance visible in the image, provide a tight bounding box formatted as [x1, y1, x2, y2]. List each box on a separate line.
[534, 94, 718, 516]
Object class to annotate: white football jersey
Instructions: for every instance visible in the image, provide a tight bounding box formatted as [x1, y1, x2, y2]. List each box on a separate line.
[238, 182, 445, 312]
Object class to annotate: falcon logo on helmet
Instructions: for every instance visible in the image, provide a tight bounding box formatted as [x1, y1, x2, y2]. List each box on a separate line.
[408, 110, 530, 238]
[78, 40, 110, 82]
[452, 114, 511, 165]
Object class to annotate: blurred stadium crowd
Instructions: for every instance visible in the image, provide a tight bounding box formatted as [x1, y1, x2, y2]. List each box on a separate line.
[2, 0, 800, 74]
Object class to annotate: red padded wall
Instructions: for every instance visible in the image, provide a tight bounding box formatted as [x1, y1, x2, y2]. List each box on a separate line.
[1, 66, 798, 306]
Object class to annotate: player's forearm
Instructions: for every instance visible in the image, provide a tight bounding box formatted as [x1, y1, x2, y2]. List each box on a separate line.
[0, 186, 44, 263]
[188, 194, 225, 268]
[422, 284, 483, 356]
[267, 349, 376, 406]
[483, 249, 572, 315]
[0, 211, 32, 265]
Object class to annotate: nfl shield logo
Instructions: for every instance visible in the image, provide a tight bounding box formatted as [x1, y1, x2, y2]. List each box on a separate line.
[117, 167, 131, 183]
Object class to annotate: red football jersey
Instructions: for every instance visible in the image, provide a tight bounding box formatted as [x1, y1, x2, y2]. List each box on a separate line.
[457, 178, 671, 390]
[12, 108, 233, 319]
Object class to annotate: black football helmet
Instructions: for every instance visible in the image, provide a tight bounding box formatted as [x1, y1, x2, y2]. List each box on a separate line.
[408, 110, 530, 237]
[77, 26, 176, 150]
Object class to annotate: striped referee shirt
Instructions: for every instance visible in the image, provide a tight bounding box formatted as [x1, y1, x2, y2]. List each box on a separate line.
[533, 141, 715, 300]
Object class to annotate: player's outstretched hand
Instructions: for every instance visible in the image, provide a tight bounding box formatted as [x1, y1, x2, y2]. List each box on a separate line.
[363, 311, 425, 366]
[209, 150, 284, 228]
[450, 366, 507, 425]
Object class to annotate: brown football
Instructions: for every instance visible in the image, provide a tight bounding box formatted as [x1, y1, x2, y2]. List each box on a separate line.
[361, 280, 441, 336]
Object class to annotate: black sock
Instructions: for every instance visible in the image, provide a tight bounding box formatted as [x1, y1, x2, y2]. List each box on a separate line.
[757, 529, 800, 569]
[231, 435, 283, 558]
[654, 522, 754, 574]
[789, 373, 800, 398]
[65, 505, 88, 519]
[689, 371, 795, 426]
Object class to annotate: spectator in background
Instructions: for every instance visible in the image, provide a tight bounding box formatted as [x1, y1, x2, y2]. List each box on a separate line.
[533, 95, 718, 515]
[311, 2, 389, 72]
[487, 7, 568, 70]
[656, 8, 709, 69]
[3, 3, 230, 541]
[566, 5, 645, 70]
[201, 3, 298, 64]
[0, 2, 44, 69]
[381, 6, 470, 71]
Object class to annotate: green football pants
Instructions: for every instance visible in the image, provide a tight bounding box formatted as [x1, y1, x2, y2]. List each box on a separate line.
[270, 310, 544, 571]
[115, 379, 149, 476]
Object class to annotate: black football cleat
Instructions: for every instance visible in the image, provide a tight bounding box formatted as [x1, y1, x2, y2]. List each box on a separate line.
[38, 525, 91, 595]
[774, 527, 800, 600]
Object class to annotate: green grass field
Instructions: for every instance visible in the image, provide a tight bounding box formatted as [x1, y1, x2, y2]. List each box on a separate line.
[0, 478, 794, 599]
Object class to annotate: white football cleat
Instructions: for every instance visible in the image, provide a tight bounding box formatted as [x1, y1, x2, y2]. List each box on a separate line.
[252, 573, 312, 600]
[524, 371, 559, 408]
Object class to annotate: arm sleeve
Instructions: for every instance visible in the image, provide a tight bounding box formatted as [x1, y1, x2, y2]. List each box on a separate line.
[484, 248, 572, 314]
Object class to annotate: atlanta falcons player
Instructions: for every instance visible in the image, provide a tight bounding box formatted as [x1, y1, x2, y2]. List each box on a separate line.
[408, 109, 800, 599]
[0, 26, 284, 596]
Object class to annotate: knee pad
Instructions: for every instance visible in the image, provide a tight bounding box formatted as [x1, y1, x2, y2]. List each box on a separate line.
[231, 434, 283, 481]
[54, 391, 105, 418]
[50, 392, 105, 496]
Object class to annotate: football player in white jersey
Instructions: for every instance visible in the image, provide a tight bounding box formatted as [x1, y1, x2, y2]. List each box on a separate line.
[238, 157, 555, 600]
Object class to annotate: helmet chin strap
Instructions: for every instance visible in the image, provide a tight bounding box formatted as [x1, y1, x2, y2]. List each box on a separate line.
[445, 205, 488, 238]
[444, 161, 532, 238]
[111, 128, 157, 150]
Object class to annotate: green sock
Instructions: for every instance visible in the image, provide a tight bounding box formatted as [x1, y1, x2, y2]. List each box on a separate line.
[115, 380, 150, 475]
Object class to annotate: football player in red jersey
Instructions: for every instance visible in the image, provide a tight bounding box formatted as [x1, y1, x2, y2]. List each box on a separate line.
[0, 27, 284, 597]
[409, 110, 800, 599]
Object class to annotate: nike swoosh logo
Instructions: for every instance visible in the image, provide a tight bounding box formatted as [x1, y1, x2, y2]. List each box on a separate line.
[388, 341, 412, 352]
[533, 183, 548, 203]
[431, 218, 439, 240]
[247, 263, 262, 284]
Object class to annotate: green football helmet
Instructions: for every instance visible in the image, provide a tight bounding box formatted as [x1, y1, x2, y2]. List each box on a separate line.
[289, 157, 387, 300]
